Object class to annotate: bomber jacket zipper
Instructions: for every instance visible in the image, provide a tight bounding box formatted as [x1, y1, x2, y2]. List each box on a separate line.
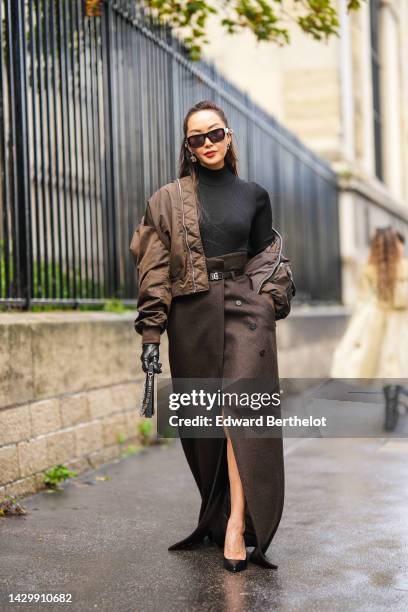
[177, 178, 197, 292]
[256, 227, 283, 294]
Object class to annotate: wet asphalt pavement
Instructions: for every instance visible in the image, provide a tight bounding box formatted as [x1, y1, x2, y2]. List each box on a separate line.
[1, 436, 408, 612]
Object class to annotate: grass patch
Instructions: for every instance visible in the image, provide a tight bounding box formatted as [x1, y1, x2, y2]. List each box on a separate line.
[43, 464, 78, 490]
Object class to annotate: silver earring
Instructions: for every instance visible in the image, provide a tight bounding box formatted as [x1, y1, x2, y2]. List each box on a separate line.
[190, 152, 197, 162]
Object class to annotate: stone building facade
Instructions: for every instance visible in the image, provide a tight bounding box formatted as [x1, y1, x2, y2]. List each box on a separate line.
[202, 0, 408, 304]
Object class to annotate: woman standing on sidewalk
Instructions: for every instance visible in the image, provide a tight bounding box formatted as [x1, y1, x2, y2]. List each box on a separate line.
[130, 100, 295, 572]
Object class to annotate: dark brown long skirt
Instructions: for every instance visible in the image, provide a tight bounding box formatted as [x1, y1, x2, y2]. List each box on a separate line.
[166, 251, 284, 569]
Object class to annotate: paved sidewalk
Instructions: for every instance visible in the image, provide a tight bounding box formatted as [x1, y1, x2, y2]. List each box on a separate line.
[1, 436, 408, 611]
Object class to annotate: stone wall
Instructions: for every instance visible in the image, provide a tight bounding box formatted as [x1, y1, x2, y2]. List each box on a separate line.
[0, 307, 349, 499]
[0, 312, 150, 500]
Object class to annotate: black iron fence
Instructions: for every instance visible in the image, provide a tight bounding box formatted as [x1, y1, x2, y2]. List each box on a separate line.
[0, 0, 340, 309]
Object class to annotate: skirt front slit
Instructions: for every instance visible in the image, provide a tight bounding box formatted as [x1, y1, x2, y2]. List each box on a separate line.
[166, 251, 284, 568]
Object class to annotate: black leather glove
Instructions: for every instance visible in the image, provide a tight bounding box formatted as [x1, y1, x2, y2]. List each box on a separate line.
[141, 343, 162, 374]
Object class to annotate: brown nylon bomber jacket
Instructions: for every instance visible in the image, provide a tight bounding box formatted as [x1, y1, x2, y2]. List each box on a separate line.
[129, 175, 295, 344]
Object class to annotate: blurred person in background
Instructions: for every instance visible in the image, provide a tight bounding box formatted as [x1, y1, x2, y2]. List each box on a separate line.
[330, 227, 408, 428]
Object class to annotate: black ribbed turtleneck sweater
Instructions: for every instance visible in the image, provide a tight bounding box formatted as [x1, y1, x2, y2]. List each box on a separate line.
[196, 161, 274, 258]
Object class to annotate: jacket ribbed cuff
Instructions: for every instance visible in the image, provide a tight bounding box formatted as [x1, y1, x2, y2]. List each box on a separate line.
[142, 326, 161, 344]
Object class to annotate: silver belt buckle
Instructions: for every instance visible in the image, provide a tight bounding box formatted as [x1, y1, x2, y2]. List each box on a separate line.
[210, 271, 222, 281]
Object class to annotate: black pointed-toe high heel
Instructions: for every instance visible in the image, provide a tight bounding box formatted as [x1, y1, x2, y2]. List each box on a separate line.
[223, 550, 248, 572]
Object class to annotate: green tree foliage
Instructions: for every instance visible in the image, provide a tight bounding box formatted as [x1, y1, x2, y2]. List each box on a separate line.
[143, 0, 364, 60]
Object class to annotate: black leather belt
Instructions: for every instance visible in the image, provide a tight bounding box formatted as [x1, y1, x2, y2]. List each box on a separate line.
[208, 268, 244, 281]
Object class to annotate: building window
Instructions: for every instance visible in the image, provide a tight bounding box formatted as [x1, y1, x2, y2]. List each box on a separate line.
[370, 0, 383, 180]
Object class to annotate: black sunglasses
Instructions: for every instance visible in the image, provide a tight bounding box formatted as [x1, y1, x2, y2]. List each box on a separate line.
[185, 126, 232, 149]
